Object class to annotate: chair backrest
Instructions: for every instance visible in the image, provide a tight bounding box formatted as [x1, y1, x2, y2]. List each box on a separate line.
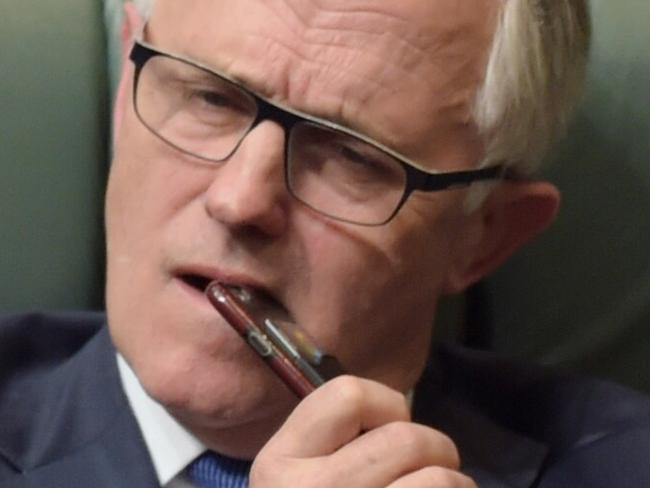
[484, 0, 650, 392]
[0, 1, 109, 311]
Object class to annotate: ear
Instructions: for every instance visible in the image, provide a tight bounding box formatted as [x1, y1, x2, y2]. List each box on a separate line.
[443, 181, 560, 294]
[112, 2, 144, 143]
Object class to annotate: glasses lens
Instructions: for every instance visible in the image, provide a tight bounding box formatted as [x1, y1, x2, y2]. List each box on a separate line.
[287, 122, 407, 225]
[135, 54, 257, 161]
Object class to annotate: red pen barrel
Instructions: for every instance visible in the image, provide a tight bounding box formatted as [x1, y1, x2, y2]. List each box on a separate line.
[206, 281, 317, 398]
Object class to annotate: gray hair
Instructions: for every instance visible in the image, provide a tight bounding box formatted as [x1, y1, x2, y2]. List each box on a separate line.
[130, 0, 590, 175]
[476, 0, 591, 175]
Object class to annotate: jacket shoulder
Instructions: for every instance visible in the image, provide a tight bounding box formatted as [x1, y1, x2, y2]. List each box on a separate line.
[417, 343, 650, 486]
[0, 311, 105, 370]
[0, 311, 110, 478]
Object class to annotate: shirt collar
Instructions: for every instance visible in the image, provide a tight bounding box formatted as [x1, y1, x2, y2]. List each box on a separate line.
[117, 354, 206, 485]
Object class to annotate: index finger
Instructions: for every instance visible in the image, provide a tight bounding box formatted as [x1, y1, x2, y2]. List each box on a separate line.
[264, 375, 411, 458]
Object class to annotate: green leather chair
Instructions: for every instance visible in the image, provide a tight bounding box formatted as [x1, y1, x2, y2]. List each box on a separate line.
[2, 1, 649, 393]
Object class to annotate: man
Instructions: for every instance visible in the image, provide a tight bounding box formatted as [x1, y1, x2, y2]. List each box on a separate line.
[2, 0, 649, 487]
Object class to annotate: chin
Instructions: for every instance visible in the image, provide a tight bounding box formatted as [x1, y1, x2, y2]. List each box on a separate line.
[145, 352, 297, 458]
[130, 329, 296, 425]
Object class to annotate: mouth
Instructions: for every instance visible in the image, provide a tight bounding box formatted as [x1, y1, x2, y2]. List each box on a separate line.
[179, 273, 213, 294]
[177, 272, 290, 322]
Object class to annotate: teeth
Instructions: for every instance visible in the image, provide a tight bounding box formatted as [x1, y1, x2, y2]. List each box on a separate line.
[226, 284, 254, 304]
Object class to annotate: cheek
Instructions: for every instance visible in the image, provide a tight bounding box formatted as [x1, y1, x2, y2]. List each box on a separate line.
[295, 213, 456, 388]
[105, 121, 213, 351]
[107, 115, 212, 256]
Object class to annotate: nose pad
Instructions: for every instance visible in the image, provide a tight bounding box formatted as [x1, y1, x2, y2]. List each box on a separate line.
[203, 121, 289, 236]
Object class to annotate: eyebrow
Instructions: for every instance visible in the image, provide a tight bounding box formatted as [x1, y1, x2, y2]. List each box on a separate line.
[134, 31, 442, 173]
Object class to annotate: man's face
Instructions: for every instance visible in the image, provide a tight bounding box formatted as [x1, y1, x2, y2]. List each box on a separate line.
[106, 0, 499, 455]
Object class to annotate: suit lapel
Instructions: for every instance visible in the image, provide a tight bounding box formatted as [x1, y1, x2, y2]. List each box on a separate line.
[415, 392, 548, 488]
[4, 409, 159, 488]
[414, 345, 549, 488]
[1, 324, 159, 487]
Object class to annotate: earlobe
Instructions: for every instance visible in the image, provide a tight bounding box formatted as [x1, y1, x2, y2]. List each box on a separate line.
[443, 181, 560, 294]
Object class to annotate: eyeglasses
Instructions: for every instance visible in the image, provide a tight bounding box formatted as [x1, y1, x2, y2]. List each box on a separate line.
[129, 40, 509, 226]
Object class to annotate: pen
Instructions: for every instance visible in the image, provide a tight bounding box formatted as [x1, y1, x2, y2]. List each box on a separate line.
[206, 281, 344, 398]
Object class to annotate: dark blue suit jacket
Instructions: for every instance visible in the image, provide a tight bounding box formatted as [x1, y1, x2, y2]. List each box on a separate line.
[1, 312, 649, 487]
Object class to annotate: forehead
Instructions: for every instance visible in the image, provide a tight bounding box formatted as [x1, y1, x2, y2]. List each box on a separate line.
[147, 0, 500, 168]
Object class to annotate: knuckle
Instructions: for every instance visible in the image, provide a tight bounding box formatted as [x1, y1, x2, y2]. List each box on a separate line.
[384, 420, 420, 445]
[326, 376, 410, 419]
[249, 457, 300, 488]
[429, 468, 456, 485]
[460, 473, 479, 488]
[380, 422, 461, 469]
[330, 375, 367, 409]
[453, 471, 478, 488]
[392, 391, 412, 419]
[434, 431, 461, 468]
[249, 453, 282, 485]
[379, 421, 430, 459]
[249, 459, 277, 487]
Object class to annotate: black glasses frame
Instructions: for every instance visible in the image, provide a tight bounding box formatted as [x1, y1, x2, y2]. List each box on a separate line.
[129, 40, 514, 226]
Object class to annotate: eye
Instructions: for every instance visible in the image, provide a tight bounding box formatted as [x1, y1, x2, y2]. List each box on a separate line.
[337, 143, 395, 178]
[339, 144, 368, 165]
[197, 90, 228, 106]
[191, 87, 243, 112]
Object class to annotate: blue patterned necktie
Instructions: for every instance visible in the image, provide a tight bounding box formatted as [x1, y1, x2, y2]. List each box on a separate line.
[186, 450, 251, 488]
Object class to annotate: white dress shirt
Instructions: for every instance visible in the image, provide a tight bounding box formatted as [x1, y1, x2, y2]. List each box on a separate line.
[117, 354, 206, 487]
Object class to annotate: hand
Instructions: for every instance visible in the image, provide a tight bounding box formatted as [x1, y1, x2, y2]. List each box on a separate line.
[250, 376, 477, 487]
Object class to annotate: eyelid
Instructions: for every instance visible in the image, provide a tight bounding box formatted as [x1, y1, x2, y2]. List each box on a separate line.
[158, 61, 230, 92]
[339, 144, 375, 165]
[336, 136, 396, 165]
[180, 76, 252, 109]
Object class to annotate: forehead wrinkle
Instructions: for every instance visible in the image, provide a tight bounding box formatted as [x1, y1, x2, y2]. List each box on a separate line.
[153, 0, 497, 165]
[280, 0, 414, 30]
[273, 2, 493, 153]
[241, 30, 415, 118]
[234, 12, 446, 150]
[252, 1, 423, 91]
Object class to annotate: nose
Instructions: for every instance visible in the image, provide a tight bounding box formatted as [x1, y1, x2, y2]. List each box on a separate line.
[203, 121, 290, 236]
